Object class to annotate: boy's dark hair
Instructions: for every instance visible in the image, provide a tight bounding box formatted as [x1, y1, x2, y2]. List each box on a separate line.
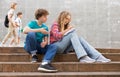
[17, 12, 22, 16]
[35, 9, 49, 20]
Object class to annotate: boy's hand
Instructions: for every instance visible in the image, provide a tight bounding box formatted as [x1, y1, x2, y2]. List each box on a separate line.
[39, 28, 49, 34]
[40, 42, 47, 48]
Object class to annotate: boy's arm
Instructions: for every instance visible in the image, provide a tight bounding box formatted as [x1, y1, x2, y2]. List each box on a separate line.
[41, 36, 48, 48]
[23, 26, 49, 34]
[15, 19, 20, 27]
[15, 22, 19, 27]
[44, 36, 48, 44]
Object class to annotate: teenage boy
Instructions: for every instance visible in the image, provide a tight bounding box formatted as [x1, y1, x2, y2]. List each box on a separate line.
[1, 2, 17, 46]
[23, 8, 57, 72]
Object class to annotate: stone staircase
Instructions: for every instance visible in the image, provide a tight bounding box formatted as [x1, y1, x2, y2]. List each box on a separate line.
[0, 47, 120, 77]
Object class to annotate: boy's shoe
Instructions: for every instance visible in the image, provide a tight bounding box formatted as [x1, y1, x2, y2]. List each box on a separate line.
[31, 55, 38, 63]
[80, 56, 96, 63]
[38, 63, 58, 72]
[96, 55, 111, 63]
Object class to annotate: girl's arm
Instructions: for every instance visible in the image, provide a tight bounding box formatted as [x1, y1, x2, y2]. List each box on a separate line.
[51, 24, 72, 40]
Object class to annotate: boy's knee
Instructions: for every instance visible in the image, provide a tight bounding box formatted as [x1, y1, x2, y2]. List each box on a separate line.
[27, 32, 36, 38]
[28, 32, 36, 36]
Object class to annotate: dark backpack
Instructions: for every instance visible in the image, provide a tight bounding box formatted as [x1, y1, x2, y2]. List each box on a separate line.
[4, 15, 9, 28]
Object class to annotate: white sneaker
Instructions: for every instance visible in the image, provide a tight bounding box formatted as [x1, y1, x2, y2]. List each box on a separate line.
[80, 56, 96, 63]
[96, 55, 111, 63]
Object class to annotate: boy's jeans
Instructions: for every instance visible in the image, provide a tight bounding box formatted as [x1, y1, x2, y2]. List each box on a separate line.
[53, 31, 101, 60]
[24, 32, 57, 63]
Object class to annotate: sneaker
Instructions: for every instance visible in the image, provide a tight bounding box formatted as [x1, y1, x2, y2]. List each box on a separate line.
[38, 63, 58, 72]
[80, 56, 96, 63]
[31, 55, 38, 63]
[96, 55, 111, 63]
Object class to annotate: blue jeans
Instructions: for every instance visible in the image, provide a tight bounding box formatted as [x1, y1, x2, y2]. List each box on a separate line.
[53, 31, 101, 60]
[24, 32, 57, 63]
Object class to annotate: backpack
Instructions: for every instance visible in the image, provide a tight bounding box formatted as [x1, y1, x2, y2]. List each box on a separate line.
[4, 15, 9, 28]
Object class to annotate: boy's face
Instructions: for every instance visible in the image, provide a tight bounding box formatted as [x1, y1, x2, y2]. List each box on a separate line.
[38, 15, 48, 23]
[19, 15, 22, 18]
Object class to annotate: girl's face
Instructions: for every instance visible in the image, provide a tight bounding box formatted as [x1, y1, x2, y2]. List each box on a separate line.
[64, 15, 71, 25]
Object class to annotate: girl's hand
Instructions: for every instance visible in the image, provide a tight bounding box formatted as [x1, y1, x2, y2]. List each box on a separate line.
[67, 26, 73, 30]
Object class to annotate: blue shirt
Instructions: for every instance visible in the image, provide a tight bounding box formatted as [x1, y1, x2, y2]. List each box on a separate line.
[28, 20, 48, 42]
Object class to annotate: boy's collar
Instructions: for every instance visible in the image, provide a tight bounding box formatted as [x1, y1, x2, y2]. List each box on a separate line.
[36, 20, 42, 26]
[17, 17, 21, 19]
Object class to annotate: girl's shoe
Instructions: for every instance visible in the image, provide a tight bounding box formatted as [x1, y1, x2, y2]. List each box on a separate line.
[96, 55, 111, 63]
[80, 56, 96, 63]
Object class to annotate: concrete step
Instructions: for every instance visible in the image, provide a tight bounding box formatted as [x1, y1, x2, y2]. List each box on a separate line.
[0, 47, 120, 53]
[0, 62, 119, 72]
[0, 53, 119, 62]
[0, 72, 120, 77]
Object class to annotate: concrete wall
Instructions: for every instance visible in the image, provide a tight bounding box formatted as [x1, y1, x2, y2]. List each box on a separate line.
[0, 0, 120, 48]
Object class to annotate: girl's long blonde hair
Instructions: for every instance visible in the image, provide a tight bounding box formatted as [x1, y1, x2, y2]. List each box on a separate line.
[57, 11, 71, 32]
